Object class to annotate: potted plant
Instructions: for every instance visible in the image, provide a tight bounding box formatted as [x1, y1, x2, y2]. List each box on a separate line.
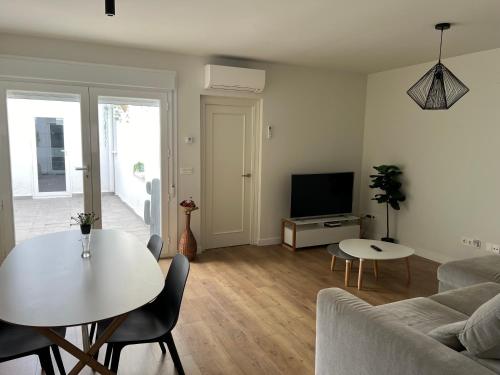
[71, 212, 99, 234]
[369, 165, 406, 243]
[133, 161, 145, 178]
[71, 212, 99, 258]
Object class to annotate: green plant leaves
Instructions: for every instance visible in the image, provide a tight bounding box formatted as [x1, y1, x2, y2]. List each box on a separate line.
[369, 165, 406, 211]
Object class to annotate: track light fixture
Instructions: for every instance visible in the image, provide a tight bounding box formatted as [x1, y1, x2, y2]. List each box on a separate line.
[105, 0, 115, 16]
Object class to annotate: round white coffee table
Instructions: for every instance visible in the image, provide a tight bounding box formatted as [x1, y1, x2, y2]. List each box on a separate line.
[340, 239, 415, 290]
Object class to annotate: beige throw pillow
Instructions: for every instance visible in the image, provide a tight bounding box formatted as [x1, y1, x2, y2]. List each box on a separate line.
[459, 293, 500, 359]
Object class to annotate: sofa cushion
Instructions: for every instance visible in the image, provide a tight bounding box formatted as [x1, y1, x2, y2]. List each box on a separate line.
[430, 282, 500, 316]
[462, 351, 500, 374]
[459, 293, 500, 359]
[375, 297, 468, 334]
[316, 288, 497, 375]
[438, 255, 500, 289]
[428, 321, 466, 350]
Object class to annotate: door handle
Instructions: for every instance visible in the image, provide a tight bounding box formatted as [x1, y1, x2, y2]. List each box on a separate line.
[75, 166, 89, 171]
[241, 173, 251, 178]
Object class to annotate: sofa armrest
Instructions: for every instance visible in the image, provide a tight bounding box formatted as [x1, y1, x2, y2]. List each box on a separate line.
[315, 288, 496, 375]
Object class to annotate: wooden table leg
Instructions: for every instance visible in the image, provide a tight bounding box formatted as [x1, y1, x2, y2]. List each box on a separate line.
[373, 260, 378, 280]
[406, 257, 411, 285]
[35, 327, 113, 375]
[34, 314, 128, 375]
[357, 259, 364, 290]
[345, 260, 351, 287]
[330, 256, 336, 271]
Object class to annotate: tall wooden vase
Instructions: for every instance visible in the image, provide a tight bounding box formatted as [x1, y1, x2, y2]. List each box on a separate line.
[179, 210, 197, 261]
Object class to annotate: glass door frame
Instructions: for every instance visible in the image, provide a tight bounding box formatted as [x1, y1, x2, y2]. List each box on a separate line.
[0, 81, 93, 256]
[89, 87, 174, 257]
[0, 81, 176, 260]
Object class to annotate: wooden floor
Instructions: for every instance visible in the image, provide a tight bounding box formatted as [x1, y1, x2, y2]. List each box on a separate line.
[0, 244, 439, 375]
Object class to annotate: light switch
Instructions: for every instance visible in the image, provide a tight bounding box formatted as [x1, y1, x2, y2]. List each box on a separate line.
[184, 136, 194, 144]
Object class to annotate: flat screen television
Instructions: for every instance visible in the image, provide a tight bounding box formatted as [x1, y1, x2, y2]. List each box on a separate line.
[290, 172, 354, 218]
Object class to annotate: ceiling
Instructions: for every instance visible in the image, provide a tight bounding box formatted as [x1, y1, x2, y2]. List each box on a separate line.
[0, 0, 499, 73]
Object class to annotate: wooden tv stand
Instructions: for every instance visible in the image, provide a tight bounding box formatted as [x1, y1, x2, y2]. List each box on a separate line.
[281, 215, 360, 251]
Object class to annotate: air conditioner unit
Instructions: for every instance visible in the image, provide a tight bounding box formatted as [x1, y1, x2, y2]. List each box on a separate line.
[204, 65, 266, 93]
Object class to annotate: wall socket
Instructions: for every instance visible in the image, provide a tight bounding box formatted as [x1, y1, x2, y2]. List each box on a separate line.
[461, 237, 481, 249]
[486, 242, 500, 254]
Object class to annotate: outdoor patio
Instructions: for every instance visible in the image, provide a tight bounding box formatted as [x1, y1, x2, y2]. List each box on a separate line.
[13, 194, 151, 245]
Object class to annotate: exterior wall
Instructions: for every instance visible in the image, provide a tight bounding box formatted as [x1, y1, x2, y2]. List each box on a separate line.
[110, 104, 161, 218]
[8, 98, 83, 196]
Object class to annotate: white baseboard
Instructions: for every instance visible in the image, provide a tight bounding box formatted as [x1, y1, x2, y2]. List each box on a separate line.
[364, 232, 455, 264]
[413, 248, 452, 264]
[256, 237, 281, 246]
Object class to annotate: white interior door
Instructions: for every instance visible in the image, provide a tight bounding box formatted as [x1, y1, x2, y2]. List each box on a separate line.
[0, 82, 92, 257]
[202, 97, 257, 249]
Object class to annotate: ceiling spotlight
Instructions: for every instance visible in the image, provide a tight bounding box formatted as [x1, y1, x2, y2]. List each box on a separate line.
[105, 0, 115, 16]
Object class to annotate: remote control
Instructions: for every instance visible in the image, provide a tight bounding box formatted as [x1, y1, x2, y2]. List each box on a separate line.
[370, 245, 383, 252]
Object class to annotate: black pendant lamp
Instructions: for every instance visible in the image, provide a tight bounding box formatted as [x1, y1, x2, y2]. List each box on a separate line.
[407, 23, 469, 110]
[105, 0, 115, 16]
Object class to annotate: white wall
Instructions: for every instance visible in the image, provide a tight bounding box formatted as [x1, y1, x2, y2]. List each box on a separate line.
[111, 104, 161, 218]
[8, 98, 83, 196]
[361, 48, 500, 263]
[0, 33, 367, 247]
[256, 65, 366, 242]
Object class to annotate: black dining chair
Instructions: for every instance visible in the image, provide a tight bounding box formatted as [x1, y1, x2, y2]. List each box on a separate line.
[0, 322, 66, 375]
[147, 234, 164, 261]
[97, 253, 190, 374]
[89, 234, 165, 345]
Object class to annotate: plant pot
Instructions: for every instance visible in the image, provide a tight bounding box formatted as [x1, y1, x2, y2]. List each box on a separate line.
[381, 237, 395, 243]
[80, 224, 91, 235]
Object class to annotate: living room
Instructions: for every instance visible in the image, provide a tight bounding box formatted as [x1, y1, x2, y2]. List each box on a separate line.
[0, 1, 498, 374]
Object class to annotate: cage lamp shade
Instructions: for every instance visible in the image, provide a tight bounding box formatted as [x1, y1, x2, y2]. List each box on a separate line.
[407, 23, 469, 110]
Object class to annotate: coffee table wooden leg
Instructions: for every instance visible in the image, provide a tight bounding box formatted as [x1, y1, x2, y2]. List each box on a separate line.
[357, 259, 364, 290]
[345, 260, 351, 287]
[330, 256, 336, 271]
[373, 260, 378, 280]
[406, 257, 411, 285]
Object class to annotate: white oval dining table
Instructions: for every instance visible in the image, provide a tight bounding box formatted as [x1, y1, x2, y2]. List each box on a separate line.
[0, 229, 165, 375]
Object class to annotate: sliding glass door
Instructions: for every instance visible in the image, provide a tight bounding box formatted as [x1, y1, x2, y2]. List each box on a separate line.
[89, 88, 168, 246]
[0, 83, 171, 259]
[0, 82, 92, 248]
